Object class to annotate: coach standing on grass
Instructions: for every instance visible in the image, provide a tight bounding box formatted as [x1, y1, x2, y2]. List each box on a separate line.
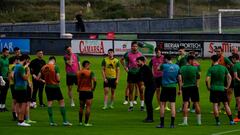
[205, 55, 235, 126]
[64, 45, 81, 107]
[29, 50, 46, 108]
[137, 56, 155, 123]
[156, 54, 181, 128]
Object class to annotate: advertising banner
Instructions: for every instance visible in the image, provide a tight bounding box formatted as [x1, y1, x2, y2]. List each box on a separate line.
[114, 41, 156, 56]
[71, 40, 113, 55]
[0, 39, 30, 53]
[157, 41, 203, 57]
[204, 42, 240, 57]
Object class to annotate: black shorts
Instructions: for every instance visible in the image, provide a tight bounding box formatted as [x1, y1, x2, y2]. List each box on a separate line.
[154, 77, 162, 88]
[15, 90, 27, 103]
[234, 84, 240, 98]
[45, 86, 64, 101]
[79, 91, 93, 101]
[160, 87, 176, 102]
[10, 85, 16, 99]
[127, 72, 141, 83]
[27, 85, 32, 102]
[104, 78, 117, 89]
[210, 90, 228, 103]
[66, 75, 77, 86]
[182, 86, 199, 102]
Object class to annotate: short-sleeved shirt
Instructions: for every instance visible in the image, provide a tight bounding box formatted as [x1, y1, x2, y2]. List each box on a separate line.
[14, 64, 27, 91]
[41, 64, 60, 88]
[29, 58, 46, 76]
[160, 63, 180, 87]
[149, 55, 164, 78]
[176, 54, 187, 67]
[206, 64, 229, 91]
[102, 57, 120, 79]
[64, 53, 80, 76]
[123, 51, 143, 74]
[139, 65, 154, 87]
[233, 62, 240, 86]
[218, 55, 232, 67]
[77, 69, 95, 91]
[0, 56, 9, 79]
[180, 65, 199, 87]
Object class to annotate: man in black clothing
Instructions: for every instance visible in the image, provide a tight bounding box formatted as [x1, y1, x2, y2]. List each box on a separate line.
[75, 11, 85, 32]
[29, 50, 46, 108]
[137, 56, 155, 122]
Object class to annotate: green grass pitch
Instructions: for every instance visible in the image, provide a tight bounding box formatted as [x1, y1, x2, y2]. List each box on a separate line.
[0, 55, 239, 135]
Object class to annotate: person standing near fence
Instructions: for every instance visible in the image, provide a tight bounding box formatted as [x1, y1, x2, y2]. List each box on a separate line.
[0, 48, 9, 112]
[64, 45, 81, 107]
[29, 50, 46, 108]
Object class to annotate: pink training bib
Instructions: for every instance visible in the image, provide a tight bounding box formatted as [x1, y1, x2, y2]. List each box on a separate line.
[152, 55, 164, 78]
[64, 53, 79, 75]
[128, 51, 142, 69]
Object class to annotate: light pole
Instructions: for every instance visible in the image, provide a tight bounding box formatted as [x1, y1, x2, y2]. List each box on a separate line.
[169, 0, 174, 19]
[60, 0, 66, 38]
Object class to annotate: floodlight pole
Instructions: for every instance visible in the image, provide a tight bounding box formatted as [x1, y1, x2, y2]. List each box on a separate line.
[60, 0, 66, 38]
[218, 11, 222, 34]
[169, 0, 174, 19]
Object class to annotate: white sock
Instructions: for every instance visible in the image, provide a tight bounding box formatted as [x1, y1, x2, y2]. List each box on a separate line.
[130, 101, 133, 107]
[141, 100, 144, 107]
[104, 101, 108, 107]
[197, 114, 201, 125]
[183, 117, 188, 124]
[110, 101, 114, 106]
[0, 104, 2, 109]
[2, 104, 5, 108]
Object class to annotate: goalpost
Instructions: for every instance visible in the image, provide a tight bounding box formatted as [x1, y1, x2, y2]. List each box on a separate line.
[202, 9, 240, 34]
[218, 9, 240, 34]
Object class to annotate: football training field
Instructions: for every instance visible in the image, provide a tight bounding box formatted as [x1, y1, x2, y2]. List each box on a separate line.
[0, 56, 239, 135]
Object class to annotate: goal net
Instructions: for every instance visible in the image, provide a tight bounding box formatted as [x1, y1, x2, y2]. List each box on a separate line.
[202, 9, 240, 34]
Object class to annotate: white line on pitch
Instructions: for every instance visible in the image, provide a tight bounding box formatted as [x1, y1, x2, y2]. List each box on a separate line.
[212, 129, 240, 135]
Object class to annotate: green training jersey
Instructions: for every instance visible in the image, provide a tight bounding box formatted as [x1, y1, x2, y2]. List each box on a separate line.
[233, 62, 240, 86]
[180, 65, 199, 87]
[0, 56, 9, 79]
[176, 55, 187, 67]
[206, 64, 229, 91]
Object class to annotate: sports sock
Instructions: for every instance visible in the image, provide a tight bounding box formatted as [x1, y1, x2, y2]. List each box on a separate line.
[60, 107, 67, 123]
[85, 112, 90, 124]
[171, 117, 175, 126]
[104, 101, 107, 107]
[183, 117, 188, 124]
[12, 112, 17, 120]
[130, 101, 133, 107]
[196, 114, 201, 124]
[110, 101, 114, 106]
[215, 117, 219, 123]
[47, 107, 54, 123]
[2, 104, 5, 108]
[160, 117, 164, 126]
[79, 111, 83, 123]
[141, 100, 144, 107]
[228, 115, 233, 121]
[134, 96, 138, 101]
[125, 96, 128, 101]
